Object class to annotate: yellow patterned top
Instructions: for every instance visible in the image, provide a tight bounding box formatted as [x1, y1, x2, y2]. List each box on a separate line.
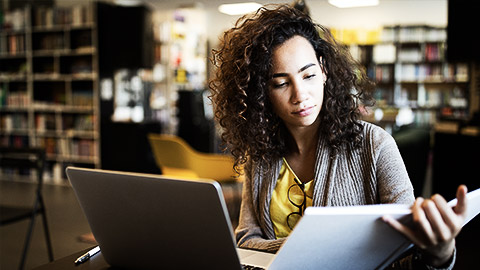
[270, 158, 314, 239]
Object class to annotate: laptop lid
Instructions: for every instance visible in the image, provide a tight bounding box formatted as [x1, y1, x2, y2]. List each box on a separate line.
[66, 167, 253, 269]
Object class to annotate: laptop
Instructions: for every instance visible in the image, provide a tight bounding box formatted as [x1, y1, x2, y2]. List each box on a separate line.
[66, 167, 275, 269]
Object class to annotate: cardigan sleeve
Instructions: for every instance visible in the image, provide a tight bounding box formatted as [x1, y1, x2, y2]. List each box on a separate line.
[369, 124, 456, 270]
[235, 161, 285, 253]
[372, 125, 415, 205]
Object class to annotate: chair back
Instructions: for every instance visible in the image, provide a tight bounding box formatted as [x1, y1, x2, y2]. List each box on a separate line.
[148, 134, 240, 182]
[0, 147, 54, 268]
[0, 147, 46, 189]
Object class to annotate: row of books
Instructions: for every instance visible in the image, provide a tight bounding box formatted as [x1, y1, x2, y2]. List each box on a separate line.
[394, 63, 469, 82]
[373, 66, 394, 83]
[397, 48, 424, 63]
[1, 8, 27, 31]
[33, 33, 64, 51]
[371, 43, 446, 64]
[413, 110, 437, 126]
[396, 86, 468, 108]
[35, 114, 56, 132]
[2, 91, 30, 107]
[30, 56, 93, 72]
[32, 29, 93, 51]
[1, 4, 92, 32]
[0, 113, 95, 134]
[0, 34, 26, 54]
[0, 135, 29, 148]
[33, 5, 93, 28]
[417, 86, 468, 109]
[1, 114, 28, 132]
[35, 136, 97, 158]
[374, 85, 468, 110]
[424, 43, 445, 62]
[397, 44, 445, 63]
[62, 114, 95, 131]
[35, 113, 95, 132]
[72, 91, 94, 107]
[381, 26, 446, 43]
[373, 87, 394, 105]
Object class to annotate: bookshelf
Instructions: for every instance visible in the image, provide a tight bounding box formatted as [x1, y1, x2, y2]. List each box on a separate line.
[150, 7, 208, 135]
[338, 25, 470, 128]
[151, 16, 175, 133]
[0, 3, 100, 184]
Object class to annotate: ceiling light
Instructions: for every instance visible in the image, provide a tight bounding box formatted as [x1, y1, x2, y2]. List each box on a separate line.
[328, 0, 379, 8]
[218, 2, 263, 15]
[114, 0, 142, 6]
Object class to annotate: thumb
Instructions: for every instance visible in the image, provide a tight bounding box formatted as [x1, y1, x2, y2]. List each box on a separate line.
[454, 185, 468, 217]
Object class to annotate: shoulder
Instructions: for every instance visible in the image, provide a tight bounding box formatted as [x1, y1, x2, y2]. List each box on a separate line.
[360, 121, 395, 145]
[358, 121, 398, 156]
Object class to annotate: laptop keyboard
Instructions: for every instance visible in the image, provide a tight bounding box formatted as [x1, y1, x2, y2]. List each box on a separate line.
[241, 264, 265, 270]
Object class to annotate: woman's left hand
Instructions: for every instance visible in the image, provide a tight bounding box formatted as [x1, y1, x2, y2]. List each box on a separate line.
[383, 185, 468, 267]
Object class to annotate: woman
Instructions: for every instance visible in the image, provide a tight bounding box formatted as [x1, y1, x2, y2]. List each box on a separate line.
[209, 5, 467, 269]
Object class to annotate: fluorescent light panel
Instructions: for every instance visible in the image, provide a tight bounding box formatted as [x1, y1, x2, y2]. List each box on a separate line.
[218, 2, 263, 15]
[114, 0, 142, 6]
[328, 0, 379, 8]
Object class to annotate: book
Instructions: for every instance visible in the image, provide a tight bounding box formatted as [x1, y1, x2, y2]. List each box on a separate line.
[268, 188, 480, 270]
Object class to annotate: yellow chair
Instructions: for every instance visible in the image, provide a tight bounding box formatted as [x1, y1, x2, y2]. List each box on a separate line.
[148, 134, 243, 182]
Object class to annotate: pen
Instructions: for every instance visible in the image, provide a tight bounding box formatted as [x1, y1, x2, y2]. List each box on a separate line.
[74, 246, 100, 264]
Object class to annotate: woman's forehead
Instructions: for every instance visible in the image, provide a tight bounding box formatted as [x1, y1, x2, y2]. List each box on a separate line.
[271, 36, 319, 71]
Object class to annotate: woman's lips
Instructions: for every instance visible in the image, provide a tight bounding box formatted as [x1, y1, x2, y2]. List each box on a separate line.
[292, 106, 315, 117]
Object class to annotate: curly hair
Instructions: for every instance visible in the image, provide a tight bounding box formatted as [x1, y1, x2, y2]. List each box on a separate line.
[209, 5, 375, 172]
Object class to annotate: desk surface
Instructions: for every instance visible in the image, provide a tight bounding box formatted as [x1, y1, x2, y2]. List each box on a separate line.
[33, 247, 111, 270]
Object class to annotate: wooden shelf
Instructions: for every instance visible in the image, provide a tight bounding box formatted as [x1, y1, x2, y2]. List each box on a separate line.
[348, 25, 471, 127]
[0, 3, 100, 183]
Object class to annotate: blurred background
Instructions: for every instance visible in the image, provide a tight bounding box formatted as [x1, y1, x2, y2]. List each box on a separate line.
[1, 0, 479, 269]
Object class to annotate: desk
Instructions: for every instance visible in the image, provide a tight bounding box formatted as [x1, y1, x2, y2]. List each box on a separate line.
[33, 247, 111, 270]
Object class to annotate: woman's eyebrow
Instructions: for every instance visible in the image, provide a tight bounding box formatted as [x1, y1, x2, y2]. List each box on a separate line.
[298, 63, 316, 73]
[272, 63, 316, 78]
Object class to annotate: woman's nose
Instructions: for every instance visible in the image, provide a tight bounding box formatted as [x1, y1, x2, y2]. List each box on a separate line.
[290, 80, 308, 104]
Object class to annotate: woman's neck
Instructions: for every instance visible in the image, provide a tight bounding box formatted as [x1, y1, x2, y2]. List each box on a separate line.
[283, 118, 321, 183]
[287, 127, 319, 156]
[285, 116, 321, 156]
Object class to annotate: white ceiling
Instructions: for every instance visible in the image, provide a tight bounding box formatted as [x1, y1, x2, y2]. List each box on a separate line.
[161, 0, 446, 46]
[56, 0, 448, 45]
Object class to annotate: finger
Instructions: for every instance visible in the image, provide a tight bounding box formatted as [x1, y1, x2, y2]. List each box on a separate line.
[454, 185, 468, 217]
[412, 198, 436, 246]
[382, 215, 424, 248]
[431, 194, 462, 233]
[422, 198, 453, 242]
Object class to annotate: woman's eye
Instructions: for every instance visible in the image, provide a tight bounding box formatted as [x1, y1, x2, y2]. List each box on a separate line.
[272, 82, 287, 88]
[304, 74, 316, 80]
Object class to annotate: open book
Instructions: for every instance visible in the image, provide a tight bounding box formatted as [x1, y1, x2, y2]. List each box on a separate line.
[268, 188, 480, 270]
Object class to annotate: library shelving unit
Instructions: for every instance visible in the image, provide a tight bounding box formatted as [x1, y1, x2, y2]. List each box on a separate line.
[341, 25, 470, 128]
[0, 3, 100, 184]
[150, 8, 208, 135]
[151, 16, 175, 134]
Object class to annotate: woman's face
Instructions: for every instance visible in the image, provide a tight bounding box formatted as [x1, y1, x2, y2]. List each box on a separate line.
[268, 35, 325, 132]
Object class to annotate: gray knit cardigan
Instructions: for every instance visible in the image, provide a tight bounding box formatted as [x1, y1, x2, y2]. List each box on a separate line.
[235, 121, 455, 270]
